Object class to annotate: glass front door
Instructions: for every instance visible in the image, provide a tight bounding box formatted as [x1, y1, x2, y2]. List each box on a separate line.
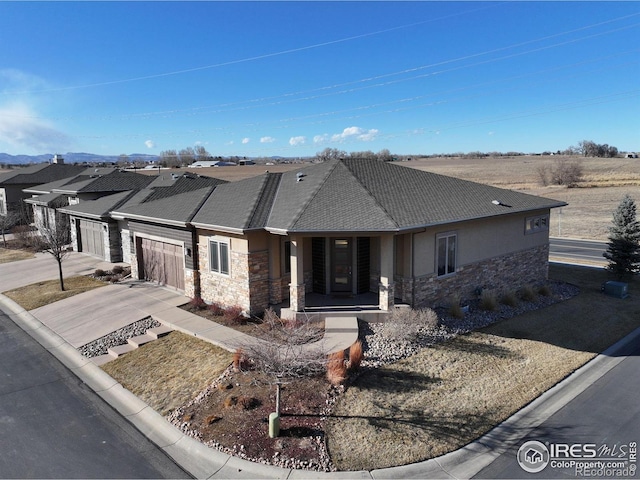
[331, 238, 353, 293]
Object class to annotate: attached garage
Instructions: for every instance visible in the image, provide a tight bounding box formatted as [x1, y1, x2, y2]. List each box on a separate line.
[138, 237, 185, 291]
[78, 219, 105, 259]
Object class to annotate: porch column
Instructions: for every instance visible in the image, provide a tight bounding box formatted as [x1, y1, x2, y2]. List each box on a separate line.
[289, 235, 305, 312]
[379, 233, 395, 311]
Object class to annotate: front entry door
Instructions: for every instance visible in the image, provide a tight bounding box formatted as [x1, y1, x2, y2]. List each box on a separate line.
[331, 238, 353, 293]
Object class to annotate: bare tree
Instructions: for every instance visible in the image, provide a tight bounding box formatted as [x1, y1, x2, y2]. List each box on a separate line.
[0, 212, 18, 247]
[179, 147, 196, 165]
[315, 147, 346, 162]
[35, 213, 71, 291]
[159, 150, 180, 168]
[238, 310, 326, 435]
[194, 145, 211, 162]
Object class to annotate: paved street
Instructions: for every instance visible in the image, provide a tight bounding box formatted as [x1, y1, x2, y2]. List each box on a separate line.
[474, 339, 640, 479]
[0, 309, 190, 479]
[549, 237, 608, 266]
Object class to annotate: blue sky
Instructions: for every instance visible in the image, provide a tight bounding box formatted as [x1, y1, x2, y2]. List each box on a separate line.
[0, 1, 638, 157]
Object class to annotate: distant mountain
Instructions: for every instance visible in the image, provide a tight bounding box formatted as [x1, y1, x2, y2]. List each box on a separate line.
[0, 152, 159, 166]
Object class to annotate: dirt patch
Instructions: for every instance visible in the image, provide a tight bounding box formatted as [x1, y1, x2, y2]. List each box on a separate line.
[2, 275, 106, 310]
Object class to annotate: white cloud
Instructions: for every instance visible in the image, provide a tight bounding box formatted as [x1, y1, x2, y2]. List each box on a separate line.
[145, 140, 155, 149]
[313, 134, 329, 144]
[0, 102, 70, 152]
[289, 136, 306, 146]
[260, 136, 276, 144]
[331, 126, 379, 143]
[242, 137, 250, 144]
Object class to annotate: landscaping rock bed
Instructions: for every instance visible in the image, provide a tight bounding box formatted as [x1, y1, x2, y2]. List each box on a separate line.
[78, 316, 161, 358]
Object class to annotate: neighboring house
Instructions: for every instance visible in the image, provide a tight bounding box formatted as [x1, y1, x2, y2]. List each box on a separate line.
[0, 163, 85, 217]
[24, 169, 155, 252]
[51, 159, 566, 318]
[109, 174, 227, 289]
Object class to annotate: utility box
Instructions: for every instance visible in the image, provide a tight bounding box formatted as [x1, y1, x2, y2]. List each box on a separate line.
[602, 281, 629, 299]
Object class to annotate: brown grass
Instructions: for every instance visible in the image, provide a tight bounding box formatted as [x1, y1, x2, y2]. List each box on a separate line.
[3, 275, 106, 310]
[101, 331, 233, 416]
[0, 247, 34, 264]
[325, 264, 640, 470]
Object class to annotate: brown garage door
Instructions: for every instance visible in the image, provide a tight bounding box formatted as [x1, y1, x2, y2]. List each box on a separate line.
[139, 237, 185, 291]
[79, 219, 105, 259]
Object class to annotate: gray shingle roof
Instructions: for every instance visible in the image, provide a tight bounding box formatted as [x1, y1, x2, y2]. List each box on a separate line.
[23, 192, 68, 208]
[58, 191, 138, 219]
[0, 164, 85, 186]
[113, 187, 216, 225]
[53, 170, 153, 194]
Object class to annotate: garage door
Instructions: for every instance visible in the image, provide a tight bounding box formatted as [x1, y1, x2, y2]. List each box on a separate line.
[139, 238, 185, 291]
[79, 219, 105, 259]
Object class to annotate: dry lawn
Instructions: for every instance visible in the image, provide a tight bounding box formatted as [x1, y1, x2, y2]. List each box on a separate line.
[101, 331, 233, 416]
[325, 264, 640, 470]
[0, 247, 34, 264]
[3, 275, 106, 310]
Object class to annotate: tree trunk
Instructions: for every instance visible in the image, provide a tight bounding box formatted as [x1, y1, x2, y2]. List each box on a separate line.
[57, 258, 65, 291]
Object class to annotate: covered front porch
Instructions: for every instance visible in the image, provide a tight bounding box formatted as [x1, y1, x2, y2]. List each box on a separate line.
[281, 233, 398, 319]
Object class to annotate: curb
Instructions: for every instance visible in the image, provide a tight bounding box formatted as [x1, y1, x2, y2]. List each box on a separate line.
[1, 292, 638, 479]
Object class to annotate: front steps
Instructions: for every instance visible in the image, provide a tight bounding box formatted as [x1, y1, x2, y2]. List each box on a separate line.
[91, 325, 173, 366]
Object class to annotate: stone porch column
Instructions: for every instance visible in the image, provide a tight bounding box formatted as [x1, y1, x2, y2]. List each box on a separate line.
[379, 233, 395, 311]
[289, 235, 305, 312]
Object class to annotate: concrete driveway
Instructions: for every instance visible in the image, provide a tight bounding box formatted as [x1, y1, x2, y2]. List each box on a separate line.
[29, 281, 188, 348]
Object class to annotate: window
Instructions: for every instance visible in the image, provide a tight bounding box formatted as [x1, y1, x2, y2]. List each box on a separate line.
[436, 233, 457, 276]
[209, 239, 230, 275]
[525, 214, 549, 234]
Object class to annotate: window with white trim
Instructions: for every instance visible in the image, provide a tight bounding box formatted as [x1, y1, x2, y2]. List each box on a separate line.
[436, 233, 457, 277]
[209, 238, 230, 275]
[525, 214, 549, 234]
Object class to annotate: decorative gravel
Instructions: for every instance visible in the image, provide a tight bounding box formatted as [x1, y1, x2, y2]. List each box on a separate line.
[78, 316, 161, 358]
[360, 280, 580, 368]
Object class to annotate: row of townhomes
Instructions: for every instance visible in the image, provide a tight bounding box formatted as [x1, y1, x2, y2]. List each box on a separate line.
[1, 158, 566, 319]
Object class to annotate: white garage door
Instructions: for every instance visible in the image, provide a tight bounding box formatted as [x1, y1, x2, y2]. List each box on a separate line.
[79, 219, 105, 259]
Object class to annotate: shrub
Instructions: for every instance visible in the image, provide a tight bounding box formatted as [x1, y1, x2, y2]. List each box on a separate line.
[103, 275, 114, 282]
[112, 265, 124, 275]
[538, 284, 552, 297]
[448, 294, 464, 319]
[238, 396, 260, 410]
[205, 415, 221, 425]
[12, 225, 38, 248]
[208, 302, 225, 316]
[326, 350, 348, 386]
[232, 348, 250, 372]
[94, 269, 107, 277]
[223, 305, 245, 324]
[186, 296, 207, 312]
[223, 396, 237, 408]
[109, 276, 119, 283]
[347, 340, 364, 371]
[479, 289, 498, 311]
[500, 291, 518, 307]
[519, 284, 537, 301]
[379, 307, 438, 342]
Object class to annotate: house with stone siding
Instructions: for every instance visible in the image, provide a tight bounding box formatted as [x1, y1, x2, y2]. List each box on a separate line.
[139, 158, 564, 318]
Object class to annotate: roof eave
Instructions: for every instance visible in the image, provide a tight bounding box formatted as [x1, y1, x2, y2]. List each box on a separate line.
[111, 211, 188, 228]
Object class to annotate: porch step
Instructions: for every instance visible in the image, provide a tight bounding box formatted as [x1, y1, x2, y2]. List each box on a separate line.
[92, 353, 117, 366]
[128, 334, 155, 348]
[147, 325, 173, 339]
[108, 343, 136, 357]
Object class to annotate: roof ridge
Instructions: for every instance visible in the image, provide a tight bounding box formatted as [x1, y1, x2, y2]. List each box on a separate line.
[247, 172, 282, 229]
[341, 159, 400, 229]
[188, 185, 218, 223]
[286, 160, 340, 231]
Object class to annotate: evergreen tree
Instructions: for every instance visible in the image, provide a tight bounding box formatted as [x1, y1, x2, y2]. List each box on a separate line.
[603, 195, 640, 278]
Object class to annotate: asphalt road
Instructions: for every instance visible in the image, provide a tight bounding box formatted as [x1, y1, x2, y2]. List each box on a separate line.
[474, 339, 640, 479]
[549, 237, 608, 265]
[0, 309, 191, 479]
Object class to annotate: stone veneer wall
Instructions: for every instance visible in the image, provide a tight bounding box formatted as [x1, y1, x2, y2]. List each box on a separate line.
[183, 269, 197, 299]
[104, 223, 122, 263]
[412, 244, 550, 309]
[199, 243, 271, 315]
